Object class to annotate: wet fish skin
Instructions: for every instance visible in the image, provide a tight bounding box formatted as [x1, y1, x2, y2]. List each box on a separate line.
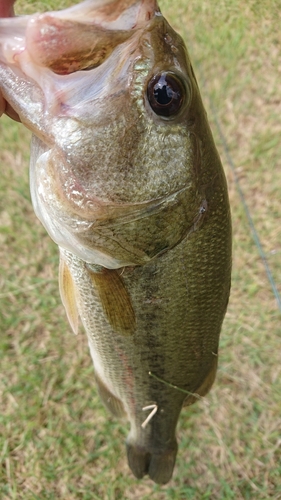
[0, 0, 231, 484]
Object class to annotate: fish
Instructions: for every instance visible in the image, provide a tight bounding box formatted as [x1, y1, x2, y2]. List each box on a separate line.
[0, 0, 232, 484]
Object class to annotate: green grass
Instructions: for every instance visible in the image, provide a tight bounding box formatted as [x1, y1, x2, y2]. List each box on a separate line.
[1, 1, 281, 498]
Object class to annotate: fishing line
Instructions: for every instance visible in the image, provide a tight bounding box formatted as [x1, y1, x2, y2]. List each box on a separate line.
[192, 54, 281, 313]
[149, 371, 202, 400]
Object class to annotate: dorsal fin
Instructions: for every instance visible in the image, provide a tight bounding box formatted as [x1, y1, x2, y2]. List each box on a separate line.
[183, 355, 218, 406]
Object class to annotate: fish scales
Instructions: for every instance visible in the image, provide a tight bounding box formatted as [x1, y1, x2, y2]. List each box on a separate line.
[0, 0, 231, 484]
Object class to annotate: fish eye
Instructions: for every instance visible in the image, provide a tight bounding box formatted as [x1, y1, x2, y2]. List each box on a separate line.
[147, 72, 186, 118]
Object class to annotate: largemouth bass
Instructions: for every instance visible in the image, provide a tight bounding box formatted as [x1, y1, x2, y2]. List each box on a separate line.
[0, 0, 231, 484]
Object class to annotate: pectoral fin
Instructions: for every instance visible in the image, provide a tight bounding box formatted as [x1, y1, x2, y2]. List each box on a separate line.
[59, 255, 79, 335]
[88, 267, 135, 337]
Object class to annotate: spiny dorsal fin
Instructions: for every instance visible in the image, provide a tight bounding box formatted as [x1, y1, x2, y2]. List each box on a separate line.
[88, 266, 135, 336]
[59, 255, 79, 335]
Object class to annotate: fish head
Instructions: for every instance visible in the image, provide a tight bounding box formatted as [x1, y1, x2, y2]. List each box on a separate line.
[0, 0, 216, 268]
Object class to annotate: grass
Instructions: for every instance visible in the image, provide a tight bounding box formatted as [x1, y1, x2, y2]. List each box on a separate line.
[1, 0, 281, 498]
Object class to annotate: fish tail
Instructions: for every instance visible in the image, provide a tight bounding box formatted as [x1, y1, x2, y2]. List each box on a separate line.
[125, 358, 218, 483]
[125, 398, 182, 484]
[126, 436, 178, 484]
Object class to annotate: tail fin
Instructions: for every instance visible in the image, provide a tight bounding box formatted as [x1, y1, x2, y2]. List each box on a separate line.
[126, 439, 178, 484]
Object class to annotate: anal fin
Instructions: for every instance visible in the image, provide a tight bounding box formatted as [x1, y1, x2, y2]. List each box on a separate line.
[95, 370, 126, 418]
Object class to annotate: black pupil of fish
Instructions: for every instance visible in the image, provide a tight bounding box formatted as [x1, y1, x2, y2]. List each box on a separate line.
[154, 84, 175, 105]
[147, 73, 184, 117]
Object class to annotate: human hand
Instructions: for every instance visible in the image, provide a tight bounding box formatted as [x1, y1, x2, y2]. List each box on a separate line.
[0, 0, 15, 18]
[0, 0, 21, 121]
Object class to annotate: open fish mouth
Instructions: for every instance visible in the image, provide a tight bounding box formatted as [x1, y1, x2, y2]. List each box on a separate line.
[24, 0, 159, 75]
[0, 0, 158, 75]
[0, 0, 160, 132]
